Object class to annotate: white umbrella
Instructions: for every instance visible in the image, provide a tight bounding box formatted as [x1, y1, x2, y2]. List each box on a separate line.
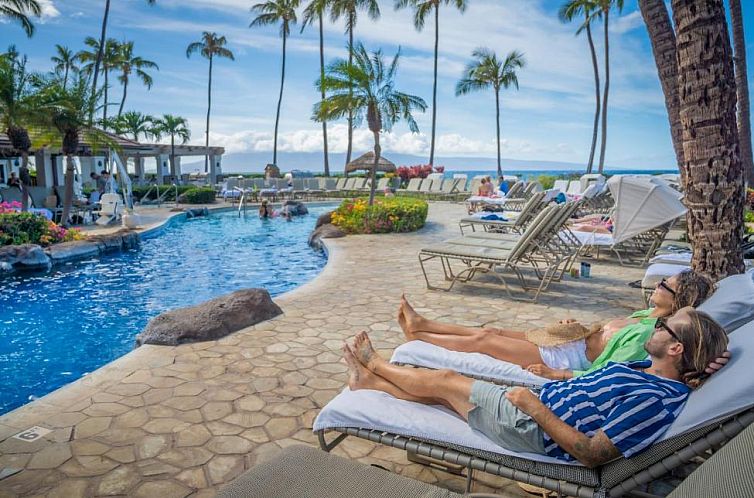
[607, 175, 687, 243]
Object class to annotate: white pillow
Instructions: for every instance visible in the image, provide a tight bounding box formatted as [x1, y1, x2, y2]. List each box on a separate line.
[698, 270, 754, 333]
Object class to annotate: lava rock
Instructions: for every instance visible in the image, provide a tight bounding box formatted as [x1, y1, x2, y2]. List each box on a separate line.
[0, 244, 51, 271]
[282, 200, 308, 216]
[46, 240, 100, 263]
[135, 289, 283, 347]
[308, 223, 346, 251]
[315, 211, 333, 229]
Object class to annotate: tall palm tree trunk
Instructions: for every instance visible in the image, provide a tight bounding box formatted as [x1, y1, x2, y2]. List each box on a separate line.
[118, 80, 128, 118]
[369, 131, 380, 206]
[345, 18, 355, 173]
[597, 10, 610, 173]
[673, 0, 744, 279]
[63, 66, 69, 90]
[205, 55, 213, 173]
[428, 4, 439, 166]
[103, 69, 109, 124]
[90, 0, 111, 122]
[61, 155, 76, 227]
[494, 88, 502, 178]
[730, 0, 753, 186]
[273, 32, 287, 166]
[20, 152, 30, 211]
[639, 0, 685, 175]
[585, 20, 600, 174]
[319, 13, 330, 177]
[170, 134, 176, 178]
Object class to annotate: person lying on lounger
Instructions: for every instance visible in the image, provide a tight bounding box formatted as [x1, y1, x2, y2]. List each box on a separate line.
[398, 269, 728, 380]
[343, 309, 728, 467]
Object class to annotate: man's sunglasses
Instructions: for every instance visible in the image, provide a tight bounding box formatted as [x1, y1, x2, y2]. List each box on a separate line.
[656, 317, 681, 343]
[658, 279, 676, 296]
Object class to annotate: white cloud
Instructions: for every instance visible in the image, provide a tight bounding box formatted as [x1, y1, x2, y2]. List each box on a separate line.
[612, 11, 645, 35]
[38, 0, 61, 21]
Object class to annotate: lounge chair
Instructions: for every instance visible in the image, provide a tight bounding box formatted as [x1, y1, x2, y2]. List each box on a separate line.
[553, 180, 569, 193]
[434, 178, 461, 200]
[315, 312, 754, 497]
[417, 179, 434, 196]
[566, 180, 582, 196]
[570, 221, 674, 266]
[95, 193, 123, 225]
[398, 177, 423, 195]
[459, 191, 548, 235]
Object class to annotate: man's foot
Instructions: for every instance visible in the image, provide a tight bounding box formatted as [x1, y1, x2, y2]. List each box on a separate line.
[351, 331, 384, 371]
[397, 294, 426, 340]
[343, 343, 378, 391]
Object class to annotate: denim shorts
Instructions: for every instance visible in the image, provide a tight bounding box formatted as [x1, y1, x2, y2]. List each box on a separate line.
[467, 381, 546, 455]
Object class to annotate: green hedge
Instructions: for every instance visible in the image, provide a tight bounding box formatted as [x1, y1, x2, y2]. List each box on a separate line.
[177, 187, 216, 204]
[132, 185, 197, 202]
[331, 197, 428, 234]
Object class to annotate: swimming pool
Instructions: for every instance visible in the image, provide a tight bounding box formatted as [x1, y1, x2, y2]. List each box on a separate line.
[0, 205, 332, 415]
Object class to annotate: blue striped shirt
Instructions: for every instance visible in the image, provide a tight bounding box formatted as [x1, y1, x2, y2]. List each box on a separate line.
[539, 360, 690, 462]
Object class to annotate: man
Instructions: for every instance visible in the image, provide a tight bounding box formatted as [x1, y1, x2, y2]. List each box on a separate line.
[343, 308, 728, 467]
[7, 172, 21, 188]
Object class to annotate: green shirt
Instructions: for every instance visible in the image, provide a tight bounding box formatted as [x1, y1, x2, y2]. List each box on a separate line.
[572, 309, 657, 377]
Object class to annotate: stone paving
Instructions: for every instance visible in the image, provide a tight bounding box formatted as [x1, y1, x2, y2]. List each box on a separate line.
[0, 202, 646, 497]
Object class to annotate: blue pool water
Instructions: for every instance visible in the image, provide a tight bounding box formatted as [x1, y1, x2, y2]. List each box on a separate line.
[0, 205, 332, 415]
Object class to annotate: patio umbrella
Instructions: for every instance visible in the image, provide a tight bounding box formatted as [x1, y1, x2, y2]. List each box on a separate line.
[345, 151, 397, 174]
[607, 175, 687, 243]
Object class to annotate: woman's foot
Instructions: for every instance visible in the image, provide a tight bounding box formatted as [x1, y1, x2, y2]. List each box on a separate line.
[397, 294, 426, 340]
[342, 343, 378, 391]
[351, 331, 384, 371]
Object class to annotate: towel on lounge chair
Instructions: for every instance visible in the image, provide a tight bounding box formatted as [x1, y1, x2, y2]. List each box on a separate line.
[481, 214, 507, 221]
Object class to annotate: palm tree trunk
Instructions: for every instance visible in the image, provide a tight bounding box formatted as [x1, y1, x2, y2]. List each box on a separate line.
[585, 19, 600, 174]
[103, 69, 109, 125]
[729, 0, 753, 186]
[319, 13, 330, 177]
[639, 0, 685, 174]
[63, 66, 69, 90]
[495, 88, 502, 178]
[673, 0, 744, 279]
[597, 9, 610, 173]
[428, 4, 439, 167]
[118, 79, 128, 118]
[20, 152, 30, 211]
[205, 55, 213, 173]
[345, 18, 355, 173]
[90, 0, 111, 122]
[61, 155, 75, 227]
[369, 131, 380, 206]
[273, 31, 287, 166]
[170, 135, 176, 178]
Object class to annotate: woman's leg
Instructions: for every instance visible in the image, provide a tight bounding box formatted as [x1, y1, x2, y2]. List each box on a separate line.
[349, 332, 476, 419]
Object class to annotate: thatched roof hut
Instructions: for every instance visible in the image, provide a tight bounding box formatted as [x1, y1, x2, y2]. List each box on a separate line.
[345, 151, 396, 174]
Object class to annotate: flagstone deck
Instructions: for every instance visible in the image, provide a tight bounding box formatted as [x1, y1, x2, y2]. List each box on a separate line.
[0, 202, 645, 497]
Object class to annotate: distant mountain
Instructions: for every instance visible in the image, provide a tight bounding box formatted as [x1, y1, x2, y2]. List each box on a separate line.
[182, 151, 595, 174]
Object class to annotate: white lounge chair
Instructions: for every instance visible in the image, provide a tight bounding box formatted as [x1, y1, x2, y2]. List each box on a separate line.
[95, 193, 123, 225]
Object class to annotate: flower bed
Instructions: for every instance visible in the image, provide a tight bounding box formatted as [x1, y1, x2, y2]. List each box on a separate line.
[0, 202, 84, 246]
[330, 197, 428, 234]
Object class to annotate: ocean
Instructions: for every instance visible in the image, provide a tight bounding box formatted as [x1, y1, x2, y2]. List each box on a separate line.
[442, 169, 679, 181]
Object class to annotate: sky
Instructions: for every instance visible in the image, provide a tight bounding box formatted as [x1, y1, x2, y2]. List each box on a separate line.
[3, 0, 754, 171]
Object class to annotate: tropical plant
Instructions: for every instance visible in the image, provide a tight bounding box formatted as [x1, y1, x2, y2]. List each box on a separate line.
[301, 0, 333, 176]
[671, 0, 744, 279]
[186, 32, 235, 174]
[729, 0, 752, 185]
[594, 0, 623, 173]
[77, 37, 121, 125]
[114, 111, 155, 141]
[115, 41, 159, 118]
[154, 114, 190, 178]
[51, 45, 79, 90]
[330, 197, 428, 234]
[0, 48, 35, 211]
[395, 0, 467, 167]
[455, 48, 525, 179]
[32, 75, 113, 226]
[559, 0, 601, 173]
[328, 0, 380, 169]
[250, 0, 300, 167]
[314, 42, 427, 205]
[0, 0, 41, 37]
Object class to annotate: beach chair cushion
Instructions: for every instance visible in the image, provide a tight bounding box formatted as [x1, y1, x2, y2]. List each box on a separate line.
[570, 230, 615, 246]
[698, 270, 754, 333]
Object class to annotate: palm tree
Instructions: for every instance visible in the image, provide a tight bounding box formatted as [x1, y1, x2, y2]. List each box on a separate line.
[250, 0, 300, 167]
[559, 0, 600, 173]
[89, 0, 156, 122]
[115, 41, 159, 118]
[314, 42, 427, 205]
[154, 114, 190, 178]
[671, 0, 744, 279]
[638, 0, 684, 174]
[595, 0, 623, 173]
[0, 0, 41, 37]
[329, 0, 380, 170]
[186, 32, 235, 174]
[301, 0, 333, 176]
[395, 0, 467, 167]
[0, 49, 35, 210]
[114, 111, 155, 142]
[33, 75, 112, 226]
[455, 48, 525, 178]
[729, 0, 752, 186]
[51, 45, 79, 90]
[78, 37, 121, 126]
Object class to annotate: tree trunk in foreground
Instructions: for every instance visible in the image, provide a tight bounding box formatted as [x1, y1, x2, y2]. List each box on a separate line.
[319, 13, 330, 177]
[673, 0, 745, 280]
[639, 0, 685, 177]
[61, 155, 76, 227]
[729, 0, 753, 186]
[428, 4, 439, 166]
[369, 133, 380, 206]
[205, 55, 213, 174]
[597, 9, 610, 173]
[273, 31, 287, 166]
[585, 19, 600, 174]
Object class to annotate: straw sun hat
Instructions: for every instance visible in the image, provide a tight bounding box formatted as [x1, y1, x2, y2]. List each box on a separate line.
[525, 321, 602, 348]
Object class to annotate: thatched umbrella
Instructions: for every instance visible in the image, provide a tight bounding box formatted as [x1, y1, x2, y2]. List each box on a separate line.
[345, 151, 396, 174]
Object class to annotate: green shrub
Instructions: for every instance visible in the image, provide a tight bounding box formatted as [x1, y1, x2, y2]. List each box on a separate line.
[132, 185, 196, 202]
[0, 210, 84, 247]
[331, 197, 428, 234]
[745, 210, 754, 223]
[177, 187, 216, 204]
[536, 174, 558, 190]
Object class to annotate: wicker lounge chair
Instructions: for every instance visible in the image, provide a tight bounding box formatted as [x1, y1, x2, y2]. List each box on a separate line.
[398, 177, 423, 195]
[459, 192, 548, 235]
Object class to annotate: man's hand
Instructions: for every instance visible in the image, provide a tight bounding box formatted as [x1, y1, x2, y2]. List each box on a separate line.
[526, 364, 571, 381]
[504, 387, 541, 413]
[705, 350, 731, 374]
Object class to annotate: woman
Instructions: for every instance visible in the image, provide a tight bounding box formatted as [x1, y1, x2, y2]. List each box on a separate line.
[259, 199, 273, 219]
[398, 270, 717, 380]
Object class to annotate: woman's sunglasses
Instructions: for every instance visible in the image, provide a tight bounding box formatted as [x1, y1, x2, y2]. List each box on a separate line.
[656, 317, 681, 343]
[658, 278, 676, 296]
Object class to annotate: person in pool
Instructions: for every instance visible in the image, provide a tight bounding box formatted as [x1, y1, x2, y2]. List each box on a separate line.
[343, 309, 728, 467]
[259, 199, 274, 218]
[398, 270, 729, 380]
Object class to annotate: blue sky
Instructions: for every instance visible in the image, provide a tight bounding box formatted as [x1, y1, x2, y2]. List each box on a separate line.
[3, 0, 753, 169]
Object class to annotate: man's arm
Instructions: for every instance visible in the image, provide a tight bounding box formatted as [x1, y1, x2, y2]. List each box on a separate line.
[505, 388, 620, 468]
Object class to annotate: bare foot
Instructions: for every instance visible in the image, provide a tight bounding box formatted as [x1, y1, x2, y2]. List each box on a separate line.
[342, 343, 378, 391]
[351, 331, 384, 370]
[398, 294, 426, 340]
